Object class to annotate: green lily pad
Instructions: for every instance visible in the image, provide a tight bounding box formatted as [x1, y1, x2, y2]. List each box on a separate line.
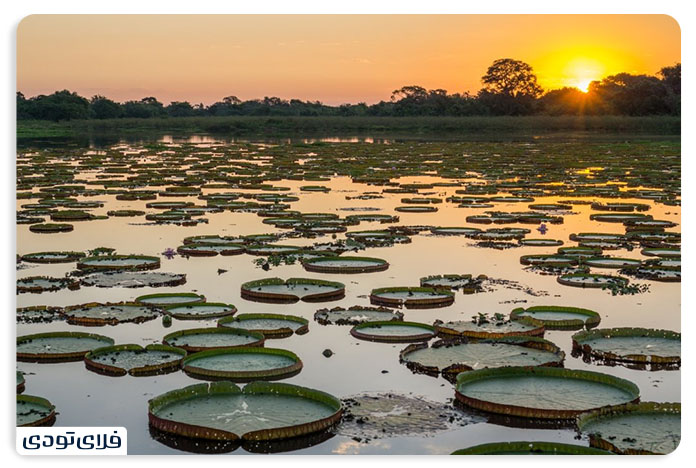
[17, 394, 56, 427]
[350, 321, 435, 343]
[576, 402, 680, 454]
[148, 381, 342, 441]
[455, 366, 639, 419]
[218, 313, 308, 338]
[17, 331, 115, 362]
[182, 347, 302, 381]
[85, 344, 186, 376]
[163, 327, 265, 352]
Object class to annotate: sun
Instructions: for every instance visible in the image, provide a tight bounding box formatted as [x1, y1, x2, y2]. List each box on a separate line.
[569, 77, 595, 93]
[562, 58, 605, 92]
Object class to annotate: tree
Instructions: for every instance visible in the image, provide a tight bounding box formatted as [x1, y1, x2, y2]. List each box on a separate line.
[658, 63, 680, 95]
[589, 73, 672, 115]
[90, 95, 123, 119]
[27, 90, 90, 121]
[478, 59, 543, 115]
[165, 101, 195, 117]
[480, 58, 543, 98]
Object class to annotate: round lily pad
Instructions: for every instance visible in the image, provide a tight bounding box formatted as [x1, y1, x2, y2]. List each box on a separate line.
[400, 336, 564, 379]
[163, 327, 265, 352]
[17, 305, 64, 324]
[182, 347, 303, 381]
[218, 313, 308, 338]
[519, 239, 564, 247]
[79, 271, 187, 288]
[451, 441, 612, 455]
[148, 381, 342, 441]
[435, 317, 544, 339]
[301, 256, 389, 274]
[177, 243, 244, 256]
[17, 371, 25, 393]
[576, 402, 680, 454]
[369, 287, 455, 309]
[557, 273, 629, 288]
[107, 209, 146, 217]
[17, 394, 56, 427]
[350, 321, 436, 343]
[29, 223, 74, 233]
[510, 305, 600, 330]
[77, 254, 161, 271]
[569, 233, 625, 243]
[313, 306, 403, 325]
[17, 331, 115, 362]
[641, 247, 680, 258]
[395, 205, 438, 213]
[136, 292, 206, 307]
[85, 344, 186, 376]
[590, 213, 652, 223]
[572, 328, 680, 366]
[582, 257, 642, 269]
[62, 302, 162, 326]
[455, 366, 640, 419]
[17, 275, 80, 293]
[430, 227, 482, 236]
[20, 251, 85, 264]
[165, 303, 237, 320]
[241, 278, 345, 303]
[520, 254, 577, 266]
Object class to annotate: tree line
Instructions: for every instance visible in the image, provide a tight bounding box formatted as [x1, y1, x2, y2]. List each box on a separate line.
[17, 59, 680, 121]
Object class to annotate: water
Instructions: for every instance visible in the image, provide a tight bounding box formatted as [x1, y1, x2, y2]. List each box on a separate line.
[16, 138, 680, 454]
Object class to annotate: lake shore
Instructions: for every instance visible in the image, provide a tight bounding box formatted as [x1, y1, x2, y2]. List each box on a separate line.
[17, 115, 681, 141]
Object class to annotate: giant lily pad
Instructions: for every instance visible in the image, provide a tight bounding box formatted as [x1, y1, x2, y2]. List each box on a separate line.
[136, 292, 206, 307]
[572, 328, 680, 367]
[313, 306, 403, 325]
[557, 273, 629, 289]
[241, 278, 345, 303]
[62, 302, 162, 326]
[77, 254, 160, 271]
[163, 328, 265, 352]
[455, 366, 639, 419]
[350, 321, 435, 343]
[576, 402, 680, 454]
[400, 336, 564, 379]
[17, 275, 80, 293]
[20, 251, 85, 264]
[452, 441, 612, 455]
[165, 303, 237, 320]
[17, 395, 56, 427]
[148, 381, 342, 441]
[29, 223, 74, 233]
[582, 257, 642, 269]
[182, 347, 303, 381]
[85, 344, 186, 376]
[510, 305, 600, 330]
[369, 287, 455, 308]
[301, 256, 389, 274]
[218, 313, 308, 338]
[177, 243, 244, 256]
[17, 331, 115, 362]
[80, 271, 187, 288]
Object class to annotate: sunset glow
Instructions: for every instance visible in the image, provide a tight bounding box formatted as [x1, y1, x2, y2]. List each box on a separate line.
[17, 15, 680, 104]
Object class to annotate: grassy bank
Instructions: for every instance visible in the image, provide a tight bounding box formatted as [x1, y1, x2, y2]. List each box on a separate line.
[17, 115, 680, 140]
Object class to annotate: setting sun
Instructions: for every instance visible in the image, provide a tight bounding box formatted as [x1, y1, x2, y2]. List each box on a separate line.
[562, 57, 605, 92]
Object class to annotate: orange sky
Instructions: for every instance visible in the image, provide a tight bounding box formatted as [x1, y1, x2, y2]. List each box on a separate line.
[17, 15, 680, 105]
